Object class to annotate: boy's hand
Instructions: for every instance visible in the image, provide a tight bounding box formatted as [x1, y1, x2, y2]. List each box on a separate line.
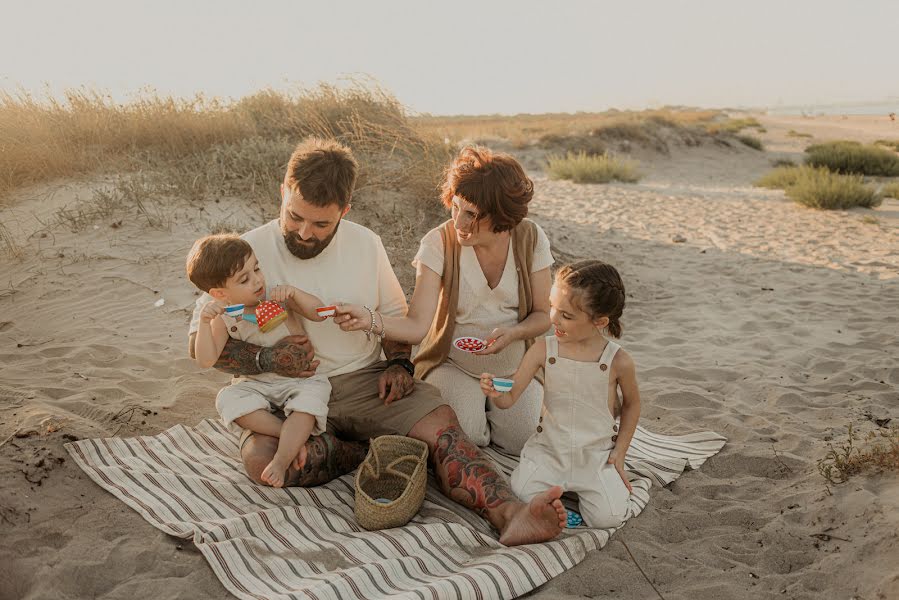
[333, 304, 371, 332]
[479, 372, 503, 399]
[608, 446, 633, 492]
[269, 285, 296, 304]
[200, 300, 225, 324]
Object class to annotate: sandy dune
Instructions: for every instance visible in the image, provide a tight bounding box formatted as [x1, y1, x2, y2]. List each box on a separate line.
[1, 114, 897, 599]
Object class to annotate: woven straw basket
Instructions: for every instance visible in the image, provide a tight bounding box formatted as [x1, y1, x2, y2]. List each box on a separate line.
[354, 435, 429, 530]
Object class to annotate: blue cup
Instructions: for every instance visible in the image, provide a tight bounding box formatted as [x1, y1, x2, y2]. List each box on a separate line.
[492, 377, 514, 393]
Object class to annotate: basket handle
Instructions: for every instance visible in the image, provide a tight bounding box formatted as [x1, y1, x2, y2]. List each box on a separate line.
[361, 453, 422, 482]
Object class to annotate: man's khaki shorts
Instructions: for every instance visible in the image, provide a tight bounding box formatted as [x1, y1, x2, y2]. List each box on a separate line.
[238, 360, 446, 448]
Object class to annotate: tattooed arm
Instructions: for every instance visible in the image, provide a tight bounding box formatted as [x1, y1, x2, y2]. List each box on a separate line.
[188, 333, 319, 377]
[377, 338, 414, 404]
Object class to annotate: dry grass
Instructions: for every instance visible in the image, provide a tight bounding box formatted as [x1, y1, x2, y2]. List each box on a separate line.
[874, 139, 899, 152]
[818, 425, 899, 485]
[0, 82, 454, 210]
[787, 129, 813, 139]
[756, 165, 882, 209]
[546, 152, 641, 184]
[415, 108, 721, 146]
[736, 134, 764, 151]
[805, 141, 899, 176]
[881, 181, 899, 199]
[704, 117, 763, 135]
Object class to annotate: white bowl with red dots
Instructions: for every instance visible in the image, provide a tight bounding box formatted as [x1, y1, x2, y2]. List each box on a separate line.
[453, 336, 487, 353]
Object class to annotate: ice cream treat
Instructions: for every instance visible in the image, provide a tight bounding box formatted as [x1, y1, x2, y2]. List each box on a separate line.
[224, 304, 245, 318]
[492, 377, 514, 393]
[316, 305, 337, 318]
[255, 300, 287, 333]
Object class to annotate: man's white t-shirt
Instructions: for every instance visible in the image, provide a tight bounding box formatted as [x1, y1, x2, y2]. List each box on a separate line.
[190, 219, 407, 377]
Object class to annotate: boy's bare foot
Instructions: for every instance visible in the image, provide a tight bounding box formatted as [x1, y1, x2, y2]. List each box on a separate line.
[260, 457, 289, 488]
[498, 486, 567, 546]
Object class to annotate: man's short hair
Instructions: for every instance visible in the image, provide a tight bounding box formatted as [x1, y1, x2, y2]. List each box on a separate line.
[185, 234, 253, 292]
[284, 137, 358, 209]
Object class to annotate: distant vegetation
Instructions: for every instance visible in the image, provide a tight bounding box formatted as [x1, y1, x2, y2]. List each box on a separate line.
[736, 134, 764, 151]
[546, 151, 641, 184]
[787, 129, 813, 139]
[875, 139, 899, 152]
[804, 141, 899, 176]
[882, 182, 899, 199]
[416, 109, 767, 155]
[756, 165, 882, 209]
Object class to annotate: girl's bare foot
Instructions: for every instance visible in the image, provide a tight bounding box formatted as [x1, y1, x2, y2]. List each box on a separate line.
[260, 457, 289, 488]
[498, 486, 567, 546]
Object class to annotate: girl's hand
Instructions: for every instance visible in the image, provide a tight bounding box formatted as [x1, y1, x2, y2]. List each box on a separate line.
[608, 446, 633, 492]
[269, 285, 296, 304]
[200, 300, 224, 324]
[333, 304, 370, 332]
[479, 372, 503, 399]
[476, 327, 515, 355]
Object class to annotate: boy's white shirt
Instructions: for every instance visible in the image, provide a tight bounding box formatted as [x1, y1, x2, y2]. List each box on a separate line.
[190, 219, 407, 377]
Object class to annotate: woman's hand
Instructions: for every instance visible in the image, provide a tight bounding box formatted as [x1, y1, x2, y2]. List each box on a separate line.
[333, 304, 371, 332]
[479, 372, 503, 399]
[607, 446, 633, 492]
[476, 327, 516, 355]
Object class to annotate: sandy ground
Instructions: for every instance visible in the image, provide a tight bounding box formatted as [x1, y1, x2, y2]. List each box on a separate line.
[1, 114, 897, 599]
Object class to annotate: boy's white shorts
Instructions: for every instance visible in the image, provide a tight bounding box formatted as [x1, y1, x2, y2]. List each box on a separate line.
[215, 375, 331, 436]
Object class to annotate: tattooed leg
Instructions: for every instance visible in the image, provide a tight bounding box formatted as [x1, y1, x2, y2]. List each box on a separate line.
[242, 431, 367, 487]
[409, 405, 566, 546]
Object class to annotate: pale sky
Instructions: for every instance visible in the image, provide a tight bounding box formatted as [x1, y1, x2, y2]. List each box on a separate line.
[2, 0, 897, 115]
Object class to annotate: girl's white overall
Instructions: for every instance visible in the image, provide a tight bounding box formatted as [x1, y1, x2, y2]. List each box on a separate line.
[511, 335, 635, 528]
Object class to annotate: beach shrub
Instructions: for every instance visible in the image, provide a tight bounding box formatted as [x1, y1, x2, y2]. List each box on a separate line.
[756, 165, 882, 209]
[785, 167, 881, 209]
[875, 139, 899, 152]
[770, 158, 796, 168]
[547, 151, 641, 184]
[705, 117, 762, 135]
[881, 181, 899, 199]
[805, 141, 899, 176]
[818, 425, 899, 485]
[755, 165, 804, 189]
[736, 134, 764, 151]
[787, 129, 813, 139]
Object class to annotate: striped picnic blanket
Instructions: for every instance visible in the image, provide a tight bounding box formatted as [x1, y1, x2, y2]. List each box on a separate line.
[66, 419, 725, 600]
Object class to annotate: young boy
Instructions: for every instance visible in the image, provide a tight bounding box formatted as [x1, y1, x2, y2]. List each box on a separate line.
[186, 233, 330, 487]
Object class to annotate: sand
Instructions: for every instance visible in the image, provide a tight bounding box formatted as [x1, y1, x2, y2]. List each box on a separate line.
[1, 114, 897, 600]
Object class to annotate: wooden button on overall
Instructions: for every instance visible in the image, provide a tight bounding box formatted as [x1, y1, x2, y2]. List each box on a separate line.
[548, 357, 556, 365]
[599, 363, 608, 371]
[536, 426, 543, 433]
[230, 326, 238, 332]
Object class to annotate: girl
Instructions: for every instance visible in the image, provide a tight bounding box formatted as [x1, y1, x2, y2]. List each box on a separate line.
[480, 260, 641, 529]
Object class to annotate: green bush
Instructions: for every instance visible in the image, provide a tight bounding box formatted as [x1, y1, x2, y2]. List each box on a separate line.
[785, 167, 881, 209]
[755, 165, 804, 189]
[736, 134, 763, 150]
[875, 139, 899, 152]
[547, 151, 641, 184]
[882, 182, 899, 199]
[805, 141, 899, 176]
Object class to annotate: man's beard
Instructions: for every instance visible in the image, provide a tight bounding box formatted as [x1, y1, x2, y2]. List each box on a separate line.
[282, 220, 340, 259]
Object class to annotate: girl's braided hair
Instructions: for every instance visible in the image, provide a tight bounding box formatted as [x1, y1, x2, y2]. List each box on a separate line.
[556, 259, 626, 338]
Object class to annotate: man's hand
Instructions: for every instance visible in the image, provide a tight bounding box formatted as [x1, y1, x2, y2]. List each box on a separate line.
[259, 335, 319, 378]
[378, 364, 413, 405]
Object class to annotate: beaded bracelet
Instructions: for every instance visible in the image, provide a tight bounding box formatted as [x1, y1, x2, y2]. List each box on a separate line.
[363, 305, 376, 340]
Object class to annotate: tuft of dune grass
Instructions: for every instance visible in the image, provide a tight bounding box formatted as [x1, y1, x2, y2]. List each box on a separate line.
[755, 165, 882, 209]
[736, 134, 764, 151]
[805, 141, 899, 177]
[547, 151, 641, 184]
[0, 81, 455, 204]
[881, 181, 899, 199]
